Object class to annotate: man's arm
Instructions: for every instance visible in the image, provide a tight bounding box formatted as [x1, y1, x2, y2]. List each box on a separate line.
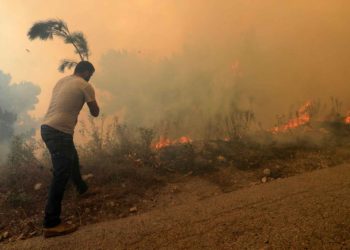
[87, 101, 100, 117]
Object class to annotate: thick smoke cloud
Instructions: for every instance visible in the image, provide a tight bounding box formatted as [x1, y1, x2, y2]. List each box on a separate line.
[0, 70, 41, 161]
[94, 1, 350, 138]
[95, 49, 238, 138]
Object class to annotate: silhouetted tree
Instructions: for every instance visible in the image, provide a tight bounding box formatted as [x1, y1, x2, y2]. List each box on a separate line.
[27, 19, 90, 72]
[0, 107, 17, 142]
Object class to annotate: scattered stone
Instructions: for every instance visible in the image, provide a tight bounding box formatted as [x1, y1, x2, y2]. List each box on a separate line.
[261, 177, 268, 183]
[3, 231, 9, 239]
[134, 159, 143, 167]
[85, 208, 91, 213]
[183, 171, 193, 177]
[29, 231, 37, 237]
[108, 201, 115, 207]
[171, 186, 179, 193]
[263, 168, 271, 177]
[82, 173, 94, 181]
[17, 233, 25, 240]
[129, 206, 138, 213]
[34, 183, 42, 191]
[217, 155, 226, 162]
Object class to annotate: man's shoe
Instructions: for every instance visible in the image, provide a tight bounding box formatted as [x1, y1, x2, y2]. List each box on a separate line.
[43, 223, 78, 238]
[77, 181, 88, 195]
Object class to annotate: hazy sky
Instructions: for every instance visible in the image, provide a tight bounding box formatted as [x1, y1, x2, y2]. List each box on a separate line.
[1, 0, 350, 129]
[0, 0, 185, 116]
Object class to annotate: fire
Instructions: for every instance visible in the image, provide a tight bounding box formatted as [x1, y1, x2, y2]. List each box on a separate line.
[345, 112, 350, 124]
[154, 137, 172, 149]
[271, 101, 312, 133]
[230, 59, 243, 77]
[154, 136, 192, 150]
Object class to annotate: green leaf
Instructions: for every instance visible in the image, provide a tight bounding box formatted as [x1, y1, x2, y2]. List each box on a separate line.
[27, 19, 68, 40]
[65, 32, 90, 59]
[58, 59, 78, 73]
[28, 18, 91, 72]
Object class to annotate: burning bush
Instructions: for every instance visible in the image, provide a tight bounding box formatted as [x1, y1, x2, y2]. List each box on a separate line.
[2, 98, 350, 242]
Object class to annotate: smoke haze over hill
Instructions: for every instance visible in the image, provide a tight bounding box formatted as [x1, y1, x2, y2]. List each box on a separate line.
[94, 0, 350, 137]
[0, 70, 41, 162]
[2, 1, 350, 138]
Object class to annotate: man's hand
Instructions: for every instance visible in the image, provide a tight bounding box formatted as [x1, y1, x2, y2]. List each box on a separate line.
[87, 101, 100, 117]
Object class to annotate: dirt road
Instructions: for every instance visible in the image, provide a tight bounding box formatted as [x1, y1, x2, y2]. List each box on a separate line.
[4, 164, 350, 249]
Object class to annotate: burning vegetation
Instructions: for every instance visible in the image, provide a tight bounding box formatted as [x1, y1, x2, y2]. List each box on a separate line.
[154, 136, 192, 150]
[2, 97, 350, 242]
[3, 1, 350, 243]
[271, 101, 313, 133]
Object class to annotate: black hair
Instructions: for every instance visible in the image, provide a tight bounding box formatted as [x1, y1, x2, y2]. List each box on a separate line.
[74, 61, 95, 74]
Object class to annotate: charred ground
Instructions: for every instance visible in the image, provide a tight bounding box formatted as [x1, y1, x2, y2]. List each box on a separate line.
[1, 102, 350, 243]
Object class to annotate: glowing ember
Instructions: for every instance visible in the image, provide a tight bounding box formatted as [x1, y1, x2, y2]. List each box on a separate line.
[271, 101, 312, 133]
[230, 59, 243, 77]
[154, 137, 172, 150]
[154, 136, 192, 150]
[231, 60, 240, 73]
[345, 112, 350, 124]
[178, 136, 191, 144]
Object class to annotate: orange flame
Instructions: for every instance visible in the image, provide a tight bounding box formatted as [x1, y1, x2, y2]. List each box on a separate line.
[345, 111, 350, 124]
[230, 59, 243, 77]
[154, 136, 192, 150]
[271, 101, 312, 133]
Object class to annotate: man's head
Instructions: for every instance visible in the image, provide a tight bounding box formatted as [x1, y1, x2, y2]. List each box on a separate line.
[74, 61, 95, 82]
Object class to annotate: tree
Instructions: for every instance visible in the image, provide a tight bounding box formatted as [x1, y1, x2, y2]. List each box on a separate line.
[0, 107, 17, 142]
[27, 19, 90, 72]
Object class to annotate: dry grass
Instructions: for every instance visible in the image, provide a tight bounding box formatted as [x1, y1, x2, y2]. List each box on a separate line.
[2, 101, 350, 243]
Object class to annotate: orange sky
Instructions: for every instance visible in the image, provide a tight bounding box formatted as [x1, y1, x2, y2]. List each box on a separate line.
[0, 0, 185, 116]
[2, 0, 350, 121]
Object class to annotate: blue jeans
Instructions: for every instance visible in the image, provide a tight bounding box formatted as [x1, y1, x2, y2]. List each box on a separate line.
[41, 125, 87, 228]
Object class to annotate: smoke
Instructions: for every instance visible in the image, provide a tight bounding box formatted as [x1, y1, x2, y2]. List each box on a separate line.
[0, 70, 41, 162]
[182, 0, 350, 118]
[91, 0, 350, 138]
[94, 48, 239, 138]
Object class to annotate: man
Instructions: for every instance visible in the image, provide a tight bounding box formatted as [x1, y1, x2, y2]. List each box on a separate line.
[41, 61, 99, 237]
